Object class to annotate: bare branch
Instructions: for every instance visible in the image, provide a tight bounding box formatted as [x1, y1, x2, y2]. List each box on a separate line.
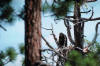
[0, 24, 7, 31]
[42, 27, 52, 30]
[42, 35, 67, 60]
[88, 22, 100, 47]
[41, 49, 52, 52]
[80, 10, 91, 13]
[42, 55, 48, 63]
[89, 7, 94, 19]
[51, 24, 58, 44]
[42, 26, 58, 44]
[54, 17, 74, 22]
[65, 16, 74, 18]
[64, 19, 75, 45]
[82, 17, 100, 21]
[42, 35, 55, 50]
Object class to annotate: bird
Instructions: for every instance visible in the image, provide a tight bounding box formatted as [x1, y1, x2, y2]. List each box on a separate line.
[58, 33, 67, 48]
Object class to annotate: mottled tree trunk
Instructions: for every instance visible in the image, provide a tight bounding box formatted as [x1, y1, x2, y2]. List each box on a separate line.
[25, 0, 41, 66]
[74, 2, 84, 48]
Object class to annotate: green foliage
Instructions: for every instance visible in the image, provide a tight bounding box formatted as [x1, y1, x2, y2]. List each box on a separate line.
[42, 0, 87, 18]
[74, 0, 85, 4]
[22, 58, 25, 66]
[19, 43, 25, 66]
[65, 61, 71, 66]
[42, 0, 73, 18]
[6, 47, 17, 61]
[0, 0, 16, 23]
[0, 47, 17, 66]
[67, 50, 83, 66]
[0, 44, 25, 66]
[42, 0, 51, 13]
[0, 0, 12, 7]
[65, 43, 100, 66]
[0, 5, 14, 21]
[51, 0, 73, 18]
[19, 44, 25, 55]
[0, 51, 6, 59]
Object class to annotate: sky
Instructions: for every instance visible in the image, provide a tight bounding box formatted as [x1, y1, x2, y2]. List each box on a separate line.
[0, 0, 100, 66]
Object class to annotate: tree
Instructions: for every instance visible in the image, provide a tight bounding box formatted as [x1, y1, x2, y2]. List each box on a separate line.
[25, 0, 41, 66]
[0, 0, 42, 65]
[41, 0, 100, 66]
[1, 0, 100, 66]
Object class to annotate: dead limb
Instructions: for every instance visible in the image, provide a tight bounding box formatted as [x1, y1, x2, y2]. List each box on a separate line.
[64, 19, 75, 45]
[42, 35, 67, 60]
[51, 24, 58, 44]
[0, 24, 7, 31]
[88, 22, 100, 47]
[42, 26, 58, 44]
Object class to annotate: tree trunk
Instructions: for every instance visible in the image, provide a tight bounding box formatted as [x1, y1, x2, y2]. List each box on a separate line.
[74, 2, 84, 49]
[25, 0, 41, 66]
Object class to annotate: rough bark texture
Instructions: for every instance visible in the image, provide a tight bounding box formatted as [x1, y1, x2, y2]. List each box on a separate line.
[25, 0, 41, 66]
[74, 2, 84, 48]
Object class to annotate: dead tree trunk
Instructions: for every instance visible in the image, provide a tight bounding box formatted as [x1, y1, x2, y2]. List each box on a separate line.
[25, 0, 41, 66]
[74, 2, 84, 49]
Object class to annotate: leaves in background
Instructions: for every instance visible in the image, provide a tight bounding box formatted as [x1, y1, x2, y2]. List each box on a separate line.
[6, 47, 17, 61]
[42, 0, 73, 18]
[0, 0, 12, 7]
[0, 5, 14, 21]
[19, 44, 25, 55]
[51, 0, 73, 18]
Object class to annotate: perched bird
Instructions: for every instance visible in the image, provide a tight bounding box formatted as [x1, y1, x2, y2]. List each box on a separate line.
[58, 33, 67, 48]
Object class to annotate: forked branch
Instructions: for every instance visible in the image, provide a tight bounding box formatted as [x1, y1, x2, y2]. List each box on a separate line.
[42, 35, 67, 60]
[64, 19, 75, 45]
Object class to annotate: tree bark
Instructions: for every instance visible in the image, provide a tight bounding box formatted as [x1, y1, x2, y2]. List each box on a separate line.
[25, 0, 41, 66]
[74, 2, 84, 48]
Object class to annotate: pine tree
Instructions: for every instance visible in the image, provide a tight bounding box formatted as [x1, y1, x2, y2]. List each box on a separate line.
[25, 0, 41, 66]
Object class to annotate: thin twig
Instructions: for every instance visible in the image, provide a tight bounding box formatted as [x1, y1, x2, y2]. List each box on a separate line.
[88, 22, 100, 47]
[41, 49, 52, 52]
[64, 19, 75, 45]
[42, 35, 67, 60]
[51, 24, 58, 44]
[42, 25, 58, 44]
[80, 10, 91, 13]
[0, 24, 7, 31]
[42, 35, 55, 50]
[81, 17, 100, 21]
[42, 27, 52, 30]
[89, 7, 94, 19]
